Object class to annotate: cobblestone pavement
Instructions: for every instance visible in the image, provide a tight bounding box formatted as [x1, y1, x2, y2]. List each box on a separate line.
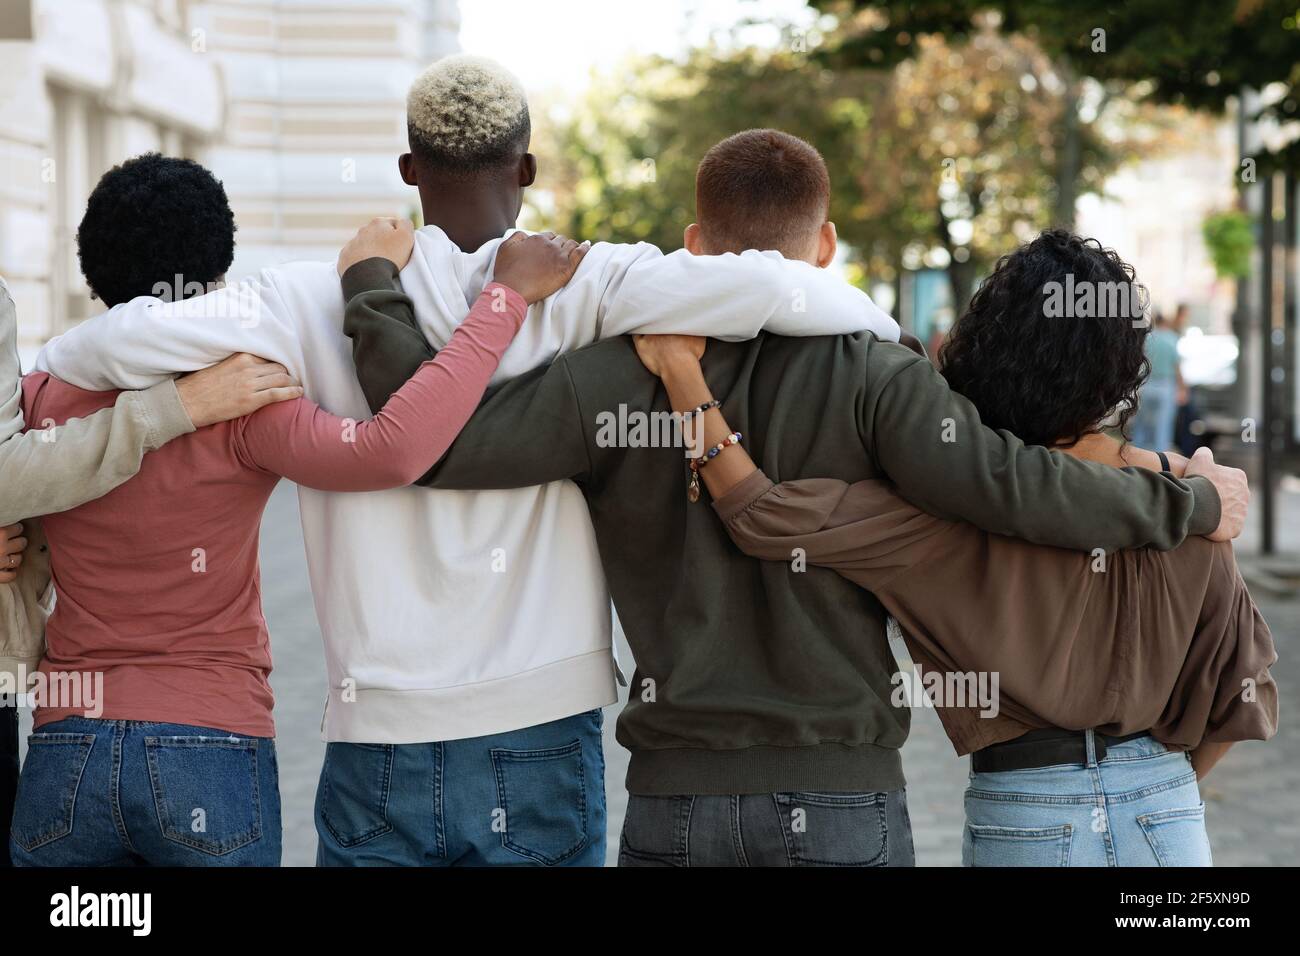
[234, 483, 1297, 865]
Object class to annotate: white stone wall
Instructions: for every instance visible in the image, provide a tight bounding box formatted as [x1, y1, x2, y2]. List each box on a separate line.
[0, 0, 459, 348]
[191, 0, 461, 282]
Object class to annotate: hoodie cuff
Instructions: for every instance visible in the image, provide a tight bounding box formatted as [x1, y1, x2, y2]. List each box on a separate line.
[1184, 476, 1222, 538]
[711, 469, 777, 523]
[342, 257, 402, 301]
[132, 379, 196, 451]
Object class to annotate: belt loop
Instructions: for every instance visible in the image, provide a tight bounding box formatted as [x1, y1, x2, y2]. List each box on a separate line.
[1084, 728, 1099, 768]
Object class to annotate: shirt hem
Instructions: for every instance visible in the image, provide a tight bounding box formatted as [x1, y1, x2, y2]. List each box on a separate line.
[324, 648, 617, 743]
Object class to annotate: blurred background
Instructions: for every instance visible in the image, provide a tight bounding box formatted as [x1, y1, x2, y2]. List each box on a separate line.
[1, 0, 1297, 864]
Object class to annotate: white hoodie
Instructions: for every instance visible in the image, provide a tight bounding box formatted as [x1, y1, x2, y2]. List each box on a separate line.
[35, 226, 898, 743]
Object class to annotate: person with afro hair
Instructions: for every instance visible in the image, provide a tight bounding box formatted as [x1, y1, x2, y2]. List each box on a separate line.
[76, 153, 236, 307]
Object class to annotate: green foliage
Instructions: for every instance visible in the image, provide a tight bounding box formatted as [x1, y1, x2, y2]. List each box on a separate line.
[1202, 209, 1255, 279]
[813, 0, 1300, 169]
[538, 27, 1144, 311]
[535, 48, 878, 255]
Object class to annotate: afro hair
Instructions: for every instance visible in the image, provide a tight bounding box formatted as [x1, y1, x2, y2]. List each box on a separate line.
[77, 153, 236, 307]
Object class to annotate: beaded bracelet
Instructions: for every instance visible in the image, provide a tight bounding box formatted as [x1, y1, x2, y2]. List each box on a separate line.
[681, 399, 721, 420]
[687, 431, 742, 502]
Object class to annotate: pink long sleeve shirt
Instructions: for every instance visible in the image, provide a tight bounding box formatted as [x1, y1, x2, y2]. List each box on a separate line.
[22, 282, 527, 737]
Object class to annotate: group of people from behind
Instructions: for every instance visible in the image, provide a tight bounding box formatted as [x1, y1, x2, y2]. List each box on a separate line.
[0, 54, 1275, 869]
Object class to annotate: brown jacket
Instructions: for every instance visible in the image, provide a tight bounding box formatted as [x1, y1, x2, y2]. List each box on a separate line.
[714, 471, 1278, 755]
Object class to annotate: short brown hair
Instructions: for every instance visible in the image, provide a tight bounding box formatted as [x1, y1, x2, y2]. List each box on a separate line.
[695, 129, 830, 257]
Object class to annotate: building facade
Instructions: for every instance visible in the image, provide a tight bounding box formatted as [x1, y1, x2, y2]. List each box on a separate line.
[0, 0, 459, 348]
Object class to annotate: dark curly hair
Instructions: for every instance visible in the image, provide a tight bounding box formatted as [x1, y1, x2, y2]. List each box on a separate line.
[77, 153, 236, 307]
[937, 229, 1150, 449]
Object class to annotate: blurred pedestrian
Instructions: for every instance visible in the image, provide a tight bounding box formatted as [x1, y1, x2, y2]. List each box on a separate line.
[1133, 309, 1184, 451]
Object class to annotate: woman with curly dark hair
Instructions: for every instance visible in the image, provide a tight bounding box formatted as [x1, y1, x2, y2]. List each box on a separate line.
[632, 229, 1277, 867]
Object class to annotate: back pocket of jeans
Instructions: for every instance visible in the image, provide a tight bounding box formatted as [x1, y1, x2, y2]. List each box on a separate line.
[491, 739, 588, 865]
[1138, 803, 1211, 867]
[966, 823, 1073, 867]
[145, 735, 263, 856]
[774, 791, 889, 866]
[11, 732, 94, 852]
[318, 742, 394, 848]
[618, 794, 693, 866]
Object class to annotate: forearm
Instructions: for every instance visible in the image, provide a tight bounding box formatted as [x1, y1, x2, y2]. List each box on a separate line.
[250, 283, 526, 490]
[35, 274, 302, 389]
[869, 356, 1219, 550]
[343, 258, 433, 415]
[600, 248, 899, 341]
[342, 258, 590, 490]
[0, 381, 193, 525]
[658, 356, 755, 498]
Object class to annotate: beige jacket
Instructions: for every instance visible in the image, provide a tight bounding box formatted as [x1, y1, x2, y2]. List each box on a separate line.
[0, 281, 195, 682]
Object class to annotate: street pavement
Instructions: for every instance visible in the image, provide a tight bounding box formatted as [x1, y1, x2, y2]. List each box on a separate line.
[244, 481, 1299, 867]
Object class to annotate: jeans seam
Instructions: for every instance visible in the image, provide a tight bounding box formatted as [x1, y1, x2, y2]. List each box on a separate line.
[110, 723, 134, 854]
[770, 794, 794, 865]
[1101, 771, 1200, 804]
[730, 795, 749, 867]
[431, 741, 446, 860]
[679, 794, 695, 867]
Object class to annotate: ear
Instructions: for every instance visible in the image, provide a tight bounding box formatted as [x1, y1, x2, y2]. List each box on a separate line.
[816, 221, 838, 268]
[399, 153, 417, 186]
[683, 223, 703, 255]
[520, 152, 537, 187]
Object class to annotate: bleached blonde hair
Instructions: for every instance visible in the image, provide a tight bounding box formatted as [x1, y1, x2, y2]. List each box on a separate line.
[406, 54, 530, 173]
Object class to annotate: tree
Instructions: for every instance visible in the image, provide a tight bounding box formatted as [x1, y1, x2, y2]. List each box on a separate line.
[811, 0, 1300, 179]
[538, 29, 1148, 313]
[534, 47, 885, 255]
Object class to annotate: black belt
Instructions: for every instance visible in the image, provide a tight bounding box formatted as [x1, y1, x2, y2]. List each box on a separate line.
[971, 728, 1152, 774]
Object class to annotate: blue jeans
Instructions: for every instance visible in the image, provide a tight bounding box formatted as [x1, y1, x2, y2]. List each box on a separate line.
[618, 789, 914, 866]
[315, 708, 606, 866]
[1133, 378, 1178, 451]
[963, 732, 1211, 866]
[9, 717, 281, 867]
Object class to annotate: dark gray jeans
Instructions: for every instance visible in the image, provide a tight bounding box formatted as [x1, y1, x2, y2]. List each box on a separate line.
[618, 788, 914, 867]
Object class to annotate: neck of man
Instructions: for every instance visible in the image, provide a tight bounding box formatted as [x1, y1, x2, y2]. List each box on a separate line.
[417, 177, 519, 253]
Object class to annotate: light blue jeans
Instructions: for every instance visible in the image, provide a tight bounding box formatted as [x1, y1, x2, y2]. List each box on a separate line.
[1133, 377, 1178, 452]
[963, 732, 1211, 867]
